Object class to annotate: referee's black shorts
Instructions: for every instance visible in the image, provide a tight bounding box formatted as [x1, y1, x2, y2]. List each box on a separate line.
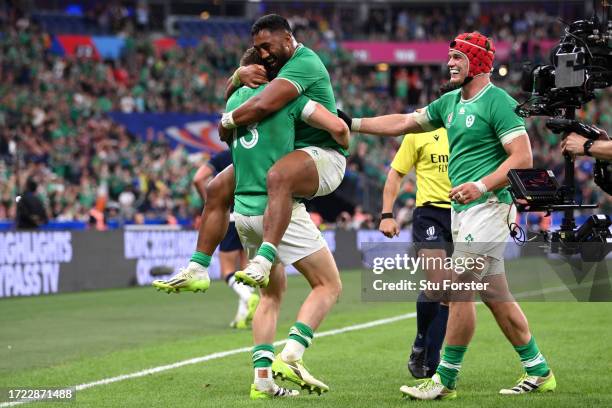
[412, 205, 453, 256]
[219, 221, 243, 252]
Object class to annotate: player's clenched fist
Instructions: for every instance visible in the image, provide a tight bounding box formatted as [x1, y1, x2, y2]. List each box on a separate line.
[238, 64, 269, 88]
[379, 218, 400, 238]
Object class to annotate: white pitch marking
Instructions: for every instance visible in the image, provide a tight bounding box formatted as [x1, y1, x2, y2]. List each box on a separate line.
[0, 312, 417, 407]
[2, 279, 591, 407]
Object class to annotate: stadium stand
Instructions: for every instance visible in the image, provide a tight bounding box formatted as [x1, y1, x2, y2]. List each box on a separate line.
[0, 1, 610, 230]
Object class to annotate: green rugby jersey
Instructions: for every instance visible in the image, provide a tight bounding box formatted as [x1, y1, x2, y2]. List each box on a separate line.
[277, 44, 348, 156]
[227, 85, 309, 216]
[425, 83, 526, 212]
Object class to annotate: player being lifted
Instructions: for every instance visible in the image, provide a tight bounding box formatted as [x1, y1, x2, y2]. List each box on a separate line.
[222, 48, 348, 399]
[154, 15, 346, 300]
[225, 14, 347, 287]
[340, 32, 556, 400]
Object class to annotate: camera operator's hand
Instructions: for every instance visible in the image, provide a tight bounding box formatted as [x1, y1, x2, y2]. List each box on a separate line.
[561, 132, 589, 157]
[596, 128, 610, 141]
[562, 129, 612, 160]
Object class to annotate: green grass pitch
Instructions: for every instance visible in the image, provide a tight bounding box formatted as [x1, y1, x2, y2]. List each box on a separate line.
[1, 269, 611, 407]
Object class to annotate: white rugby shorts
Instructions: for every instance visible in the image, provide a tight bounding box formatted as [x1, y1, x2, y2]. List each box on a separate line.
[234, 202, 327, 266]
[451, 199, 516, 277]
[298, 146, 346, 198]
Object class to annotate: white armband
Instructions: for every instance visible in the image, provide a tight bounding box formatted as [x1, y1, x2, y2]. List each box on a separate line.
[411, 108, 436, 132]
[351, 118, 362, 132]
[221, 111, 237, 129]
[474, 180, 488, 194]
[301, 99, 317, 121]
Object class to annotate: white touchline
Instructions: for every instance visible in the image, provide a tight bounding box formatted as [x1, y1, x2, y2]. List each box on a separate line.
[2, 279, 594, 407]
[0, 312, 418, 407]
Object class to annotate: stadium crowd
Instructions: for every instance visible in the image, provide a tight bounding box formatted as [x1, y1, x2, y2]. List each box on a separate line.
[1, 2, 610, 228]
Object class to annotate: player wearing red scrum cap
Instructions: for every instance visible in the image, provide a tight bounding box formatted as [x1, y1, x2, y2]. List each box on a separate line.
[342, 32, 556, 400]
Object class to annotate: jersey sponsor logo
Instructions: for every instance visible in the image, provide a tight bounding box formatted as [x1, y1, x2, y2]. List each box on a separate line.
[464, 233, 474, 243]
[430, 153, 449, 172]
[430, 154, 448, 163]
[433, 134, 440, 141]
[425, 226, 438, 241]
[459, 107, 466, 114]
[466, 114, 475, 128]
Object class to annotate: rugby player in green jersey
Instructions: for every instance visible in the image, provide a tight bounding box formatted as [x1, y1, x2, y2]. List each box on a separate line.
[154, 15, 344, 291]
[341, 32, 555, 400]
[166, 14, 347, 292]
[224, 14, 348, 288]
[222, 48, 348, 399]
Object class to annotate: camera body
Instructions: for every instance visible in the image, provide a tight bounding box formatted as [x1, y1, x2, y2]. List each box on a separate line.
[517, 17, 612, 117]
[510, 7, 612, 260]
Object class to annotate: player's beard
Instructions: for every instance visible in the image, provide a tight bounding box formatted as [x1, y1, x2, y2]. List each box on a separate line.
[263, 50, 291, 79]
[263, 60, 280, 80]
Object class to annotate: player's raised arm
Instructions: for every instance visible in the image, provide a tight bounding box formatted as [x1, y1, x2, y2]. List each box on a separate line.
[301, 101, 350, 149]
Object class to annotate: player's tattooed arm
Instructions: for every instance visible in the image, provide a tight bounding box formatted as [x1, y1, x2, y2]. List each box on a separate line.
[227, 78, 299, 127]
[301, 100, 350, 149]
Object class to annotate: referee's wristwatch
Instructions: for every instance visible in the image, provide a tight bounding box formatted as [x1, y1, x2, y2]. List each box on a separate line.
[583, 139, 595, 156]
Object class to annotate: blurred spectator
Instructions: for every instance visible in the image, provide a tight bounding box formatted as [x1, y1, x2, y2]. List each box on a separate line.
[16, 177, 48, 229]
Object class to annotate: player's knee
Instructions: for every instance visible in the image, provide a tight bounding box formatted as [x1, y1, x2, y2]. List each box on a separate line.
[333, 278, 343, 301]
[266, 168, 289, 193]
[325, 276, 342, 302]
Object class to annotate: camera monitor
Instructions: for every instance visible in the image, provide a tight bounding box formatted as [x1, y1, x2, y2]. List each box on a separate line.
[508, 169, 560, 203]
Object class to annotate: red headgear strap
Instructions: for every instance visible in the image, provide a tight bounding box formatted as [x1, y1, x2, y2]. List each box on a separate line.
[449, 32, 495, 78]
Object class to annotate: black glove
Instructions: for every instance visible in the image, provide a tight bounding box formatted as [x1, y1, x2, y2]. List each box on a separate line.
[337, 109, 353, 130]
